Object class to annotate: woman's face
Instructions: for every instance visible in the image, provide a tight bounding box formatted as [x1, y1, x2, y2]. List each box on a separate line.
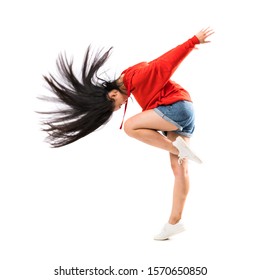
[108, 90, 128, 111]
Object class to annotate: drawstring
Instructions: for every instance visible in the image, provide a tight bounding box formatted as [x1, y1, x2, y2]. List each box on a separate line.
[119, 74, 132, 129]
[119, 100, 128, 129]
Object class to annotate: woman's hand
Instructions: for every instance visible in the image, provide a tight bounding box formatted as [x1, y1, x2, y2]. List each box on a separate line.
[196, 27, 214, 44]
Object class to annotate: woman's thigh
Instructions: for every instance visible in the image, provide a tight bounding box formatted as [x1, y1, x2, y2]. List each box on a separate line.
[124, 109, 178, 131]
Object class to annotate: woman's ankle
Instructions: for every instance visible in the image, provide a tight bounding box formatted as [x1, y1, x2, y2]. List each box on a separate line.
[168, 216, 182, 225]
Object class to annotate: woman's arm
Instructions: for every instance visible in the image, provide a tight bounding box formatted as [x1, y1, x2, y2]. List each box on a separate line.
[124, 28, 214, 97]
[149, 27, 214, 75]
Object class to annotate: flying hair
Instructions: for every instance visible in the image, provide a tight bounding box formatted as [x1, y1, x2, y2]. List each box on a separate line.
[38, 45, 120, 148]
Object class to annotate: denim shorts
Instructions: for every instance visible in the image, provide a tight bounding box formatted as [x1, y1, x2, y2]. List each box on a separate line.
[153, 101, 195, 137]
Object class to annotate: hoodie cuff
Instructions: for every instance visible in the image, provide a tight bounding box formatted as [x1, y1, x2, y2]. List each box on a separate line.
[191, 35, 200, 45]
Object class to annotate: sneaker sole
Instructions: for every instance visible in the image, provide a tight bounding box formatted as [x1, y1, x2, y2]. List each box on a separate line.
[154, 225, 185, 241]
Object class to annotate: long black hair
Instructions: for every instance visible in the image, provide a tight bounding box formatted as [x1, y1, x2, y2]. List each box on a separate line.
[39, 46, 121, 148]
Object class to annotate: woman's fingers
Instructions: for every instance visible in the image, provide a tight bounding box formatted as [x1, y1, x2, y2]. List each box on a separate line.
[196, 27, 214, 43]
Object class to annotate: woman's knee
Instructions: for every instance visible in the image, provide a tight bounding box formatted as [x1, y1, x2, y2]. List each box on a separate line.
[124, 118, 135, 137]
[170, 158, 189, 177]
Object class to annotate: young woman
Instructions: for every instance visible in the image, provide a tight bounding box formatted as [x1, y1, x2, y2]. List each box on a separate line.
[40, 27, 214, 240]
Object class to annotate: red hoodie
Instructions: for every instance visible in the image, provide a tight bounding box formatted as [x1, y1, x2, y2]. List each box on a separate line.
[122, 35, 200, 111]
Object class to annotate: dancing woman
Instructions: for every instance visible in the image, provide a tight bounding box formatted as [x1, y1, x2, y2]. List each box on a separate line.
[40, 27, 214, 240]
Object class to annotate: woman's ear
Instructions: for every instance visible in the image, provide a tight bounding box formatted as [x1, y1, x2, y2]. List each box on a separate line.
[108, 90, 118, 100]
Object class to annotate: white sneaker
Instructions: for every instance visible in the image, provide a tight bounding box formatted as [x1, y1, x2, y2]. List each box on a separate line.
[173, 136, 202, 164]
[154, 221, 185, 241]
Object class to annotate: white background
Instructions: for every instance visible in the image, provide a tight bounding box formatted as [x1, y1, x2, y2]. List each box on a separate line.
[1, 0, 260, 279]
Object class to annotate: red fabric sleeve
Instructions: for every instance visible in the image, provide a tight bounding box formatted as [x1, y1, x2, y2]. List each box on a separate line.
[128, 36, 199, 95]
[121, 36, 200, 111]
[148, 35, 200, 79]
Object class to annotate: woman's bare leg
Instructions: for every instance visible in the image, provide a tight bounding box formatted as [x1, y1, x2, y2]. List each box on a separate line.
[167, 132, 190, 224]
[124, 110, 179, 155]
[124, 111, 191, 224]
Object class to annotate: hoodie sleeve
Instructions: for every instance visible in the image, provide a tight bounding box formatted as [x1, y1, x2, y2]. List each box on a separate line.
[122, 35, 200, 107]
[148, 35, 200, 79]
